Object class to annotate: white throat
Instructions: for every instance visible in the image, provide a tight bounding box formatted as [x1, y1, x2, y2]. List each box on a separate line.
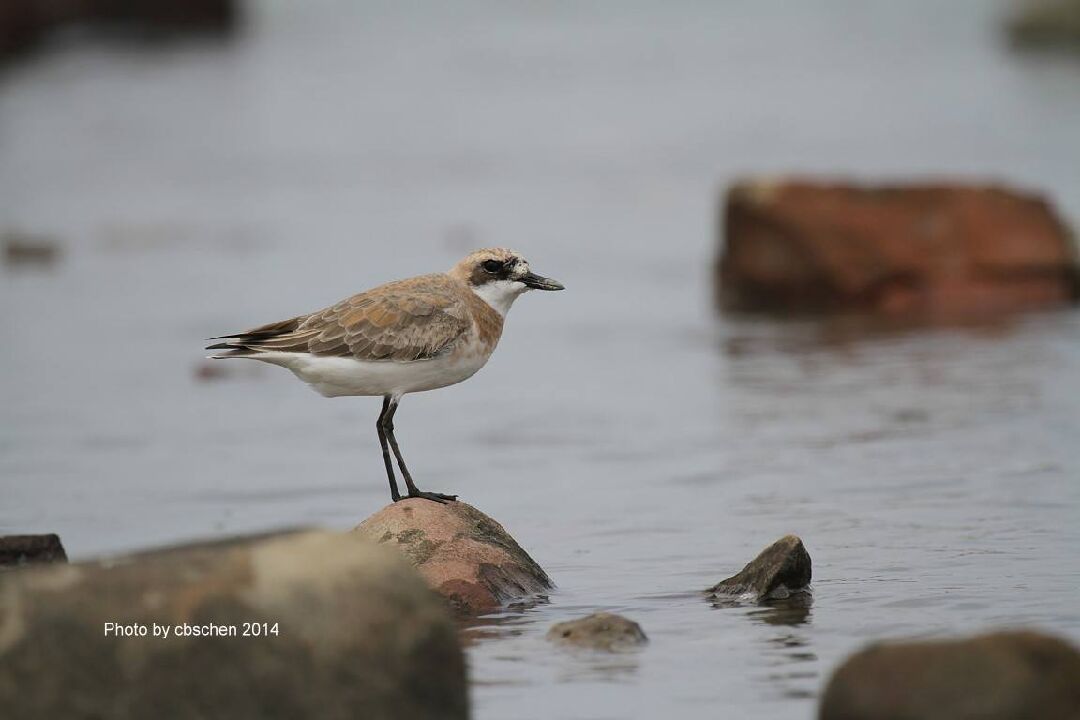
[471, 280, 527, 317]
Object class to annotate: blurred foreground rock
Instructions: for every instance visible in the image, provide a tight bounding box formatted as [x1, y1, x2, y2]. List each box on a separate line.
[0, 530, 468, 720]
[355, 499, 552, 615]
[547, 612, 648, 651]
[718, 179, 1078, 317]
[0, 0, 237, 62]
[707, 534, 811, 601]
[0, 533, 67, 567]
[819, 630, 1080, 720]
[1008, 0, 1080, 50]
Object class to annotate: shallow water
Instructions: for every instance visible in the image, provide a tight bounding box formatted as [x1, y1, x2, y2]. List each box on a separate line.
[2, 1, 1080, 718]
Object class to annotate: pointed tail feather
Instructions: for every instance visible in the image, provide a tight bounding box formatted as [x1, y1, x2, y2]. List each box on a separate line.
[205, 341, 260, 359]
[205, 315, 306, 359]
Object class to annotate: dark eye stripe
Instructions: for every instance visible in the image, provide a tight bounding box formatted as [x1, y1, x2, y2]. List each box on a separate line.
[482, 259, 503, 273]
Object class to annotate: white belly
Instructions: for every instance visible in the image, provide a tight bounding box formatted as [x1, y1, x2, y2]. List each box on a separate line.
[246, 345, 492, 398]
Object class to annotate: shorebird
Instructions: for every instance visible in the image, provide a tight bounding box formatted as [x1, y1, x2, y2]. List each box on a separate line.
[207, 248, 564, 503]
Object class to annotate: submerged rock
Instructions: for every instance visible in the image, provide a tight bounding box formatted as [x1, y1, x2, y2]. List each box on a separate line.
[0, 530, 468, 720]
[547, 612, 648, 651]
[355, 499, 552, 615]
[717, 179, 1078, 317]
[707, 535, 811, 601]
[0, 533, 67, 567]
[819, 630, 1080, 720]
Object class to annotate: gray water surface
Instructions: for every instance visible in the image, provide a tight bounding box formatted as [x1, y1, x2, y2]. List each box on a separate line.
[2, 2, 1079, 718]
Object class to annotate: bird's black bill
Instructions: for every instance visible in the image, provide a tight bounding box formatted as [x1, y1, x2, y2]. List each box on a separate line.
[520, 272, 565, 291]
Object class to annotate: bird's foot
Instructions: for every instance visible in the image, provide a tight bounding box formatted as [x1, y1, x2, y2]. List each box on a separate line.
[405, 490, 458, 504]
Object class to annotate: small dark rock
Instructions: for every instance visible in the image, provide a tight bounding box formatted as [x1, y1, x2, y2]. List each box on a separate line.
[819, 630, 1080, 720]
[547, 612, 648, 651]
[707, 534, 811, 601]
[3, 232, 61, 268]
[0, 534, 67, 568]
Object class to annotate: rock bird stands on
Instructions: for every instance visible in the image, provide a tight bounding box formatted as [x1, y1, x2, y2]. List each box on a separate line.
[207, 248, 564, 503]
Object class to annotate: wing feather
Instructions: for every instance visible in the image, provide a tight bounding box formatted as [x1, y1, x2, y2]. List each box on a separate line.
[207, 274, 471, 362]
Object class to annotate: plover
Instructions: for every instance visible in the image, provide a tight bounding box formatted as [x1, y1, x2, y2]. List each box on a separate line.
[207, 248, 564, 503]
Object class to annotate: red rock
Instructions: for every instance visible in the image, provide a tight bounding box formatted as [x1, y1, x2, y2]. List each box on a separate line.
[718, 179, 1078, 317]
[354, 500, 552, 615]
[820, 630, 1080, 720]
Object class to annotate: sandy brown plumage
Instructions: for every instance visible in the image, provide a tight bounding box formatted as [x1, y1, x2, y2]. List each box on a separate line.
[208, 273, 503, 362]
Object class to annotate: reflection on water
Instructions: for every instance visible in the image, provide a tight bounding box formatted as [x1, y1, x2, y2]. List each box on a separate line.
[723, 594, 814, 628]
[553, 654, 642, 685]
[712, 594, 817, 699]
[458, 600, 552, 647]
[460, 615, 531, 647]
[2, 1, 1080, 719]
[720, 311, 1036, 359]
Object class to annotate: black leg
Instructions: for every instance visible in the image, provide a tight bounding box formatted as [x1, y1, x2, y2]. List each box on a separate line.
[383, 397, 457, 504]
[377, 396, 401, 502]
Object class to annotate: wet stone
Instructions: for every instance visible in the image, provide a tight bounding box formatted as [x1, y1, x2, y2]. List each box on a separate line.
[355, 499, 552, 615]
[820, 630, 1080, 720]
[547, 612, 648, 651]
[707, 534, 811, 601]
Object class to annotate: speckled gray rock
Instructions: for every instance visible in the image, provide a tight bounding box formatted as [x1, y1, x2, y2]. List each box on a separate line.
[0, 530, 468, 720]
[547, 612, 648, 651]
[0, 533, 67, 567]
[707, 534, 811, 600]
[819, 631, 1080, 720]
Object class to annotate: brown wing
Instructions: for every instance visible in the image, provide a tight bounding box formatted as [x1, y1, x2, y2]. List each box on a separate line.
[209, 274, 471, 362]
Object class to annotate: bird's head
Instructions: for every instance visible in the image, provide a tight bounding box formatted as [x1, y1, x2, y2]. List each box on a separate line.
[450, 248, 564, 316]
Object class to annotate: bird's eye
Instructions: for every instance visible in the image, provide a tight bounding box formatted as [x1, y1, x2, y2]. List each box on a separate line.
[482, 259, 503, 273]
